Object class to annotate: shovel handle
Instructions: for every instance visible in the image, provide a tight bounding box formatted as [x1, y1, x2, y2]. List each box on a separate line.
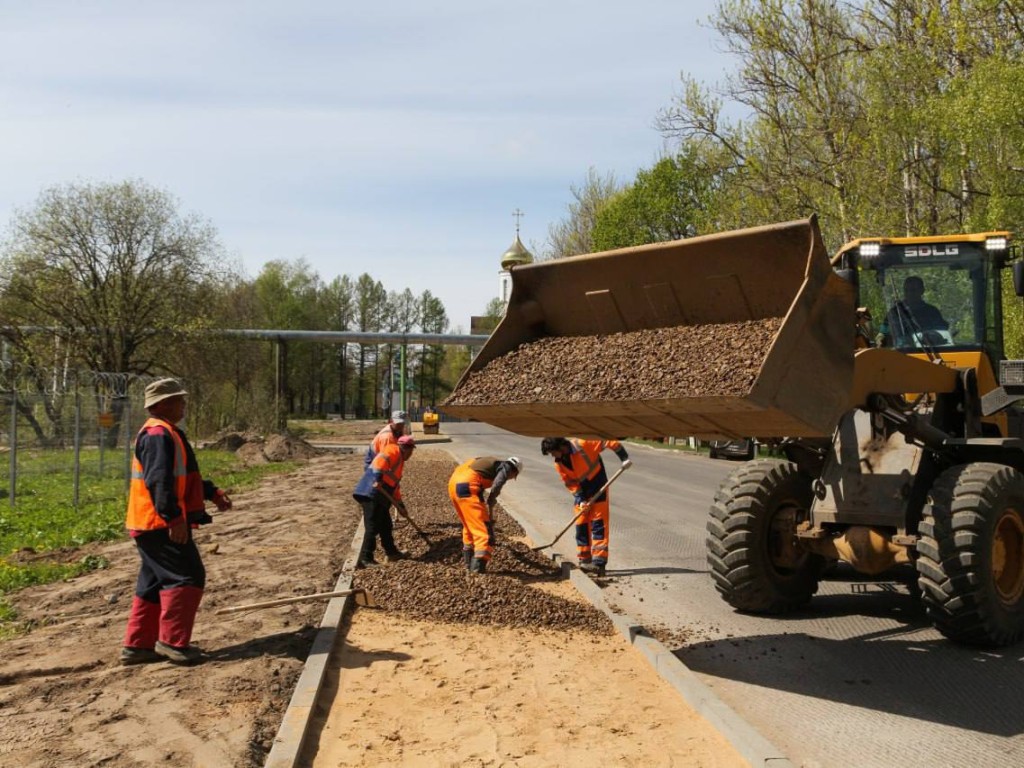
[376, 484, 429, 538]
[215, 589, 368, 614]
[530, 464, 630, 551]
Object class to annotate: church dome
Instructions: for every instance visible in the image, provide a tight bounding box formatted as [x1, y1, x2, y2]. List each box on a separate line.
[500, 234, 534, 270]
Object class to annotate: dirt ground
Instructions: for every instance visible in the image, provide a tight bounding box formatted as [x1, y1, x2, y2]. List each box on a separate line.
[0, 436, 743, 768]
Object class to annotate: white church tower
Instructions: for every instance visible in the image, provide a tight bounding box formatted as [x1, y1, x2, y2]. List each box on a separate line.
[499, 208, 534, 305]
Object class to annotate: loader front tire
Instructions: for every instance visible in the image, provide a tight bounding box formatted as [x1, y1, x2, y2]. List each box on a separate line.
[707, 460, 824, 613]
[917, 463, 1024, 647]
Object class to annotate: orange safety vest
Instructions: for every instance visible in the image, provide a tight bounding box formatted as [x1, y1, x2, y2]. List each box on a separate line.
[371, 425, 399, 455]
[554, 439, 622, 501]
[125, 417, 188, 531]
[372, 442, 405, 501]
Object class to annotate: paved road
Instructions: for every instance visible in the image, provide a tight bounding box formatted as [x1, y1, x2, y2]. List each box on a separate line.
[437, 422, 1024, 768]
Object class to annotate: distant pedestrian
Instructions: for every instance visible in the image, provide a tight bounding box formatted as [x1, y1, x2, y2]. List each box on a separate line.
[447, 456, 523, 573]
[541, 437, 631, 576]
[352, 434, 416, 568]
[121, 378, 233, 666]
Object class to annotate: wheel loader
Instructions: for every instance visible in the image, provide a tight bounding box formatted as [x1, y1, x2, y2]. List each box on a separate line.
[442, 216, 1024, 647]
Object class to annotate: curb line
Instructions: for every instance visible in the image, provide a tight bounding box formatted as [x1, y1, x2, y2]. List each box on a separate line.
[264, 465, 793, 768]
[263, 519, 365, 768]
[510, 500, 794, 768]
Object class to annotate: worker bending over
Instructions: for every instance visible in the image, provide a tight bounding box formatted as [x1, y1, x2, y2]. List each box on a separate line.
[541, 437, 631, 576]
[364, 410, 408, 469]
[447, 456, 522, 573]
[352, 434, 415, 568]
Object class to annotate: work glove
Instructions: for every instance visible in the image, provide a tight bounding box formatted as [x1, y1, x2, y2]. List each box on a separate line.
[213, 489, 233, 511]
[622, 459, 633, 470]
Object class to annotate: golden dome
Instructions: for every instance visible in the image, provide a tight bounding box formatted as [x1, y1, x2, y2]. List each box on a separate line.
[500, 235, 534, 270]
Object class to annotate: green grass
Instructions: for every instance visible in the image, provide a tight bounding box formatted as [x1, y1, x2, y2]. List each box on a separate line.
[0, 449, 299, 631]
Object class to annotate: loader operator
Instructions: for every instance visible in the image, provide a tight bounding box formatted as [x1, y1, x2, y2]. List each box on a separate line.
[879, 276, 948, 347]
[121, 378, 233, 666]
[352, 434, 415, 568]
[541, 437, 632, 576]
[363, 410, 408, 469]
[447, 456, 523, 573]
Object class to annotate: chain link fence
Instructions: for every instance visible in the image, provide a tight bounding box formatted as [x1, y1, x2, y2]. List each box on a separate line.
[0, 366, 164, 509]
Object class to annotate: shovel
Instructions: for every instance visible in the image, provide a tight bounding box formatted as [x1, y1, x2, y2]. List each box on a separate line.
[530, 464, 630, 552]
[215, 587, 376, 614]
[376, 484, 432, 546]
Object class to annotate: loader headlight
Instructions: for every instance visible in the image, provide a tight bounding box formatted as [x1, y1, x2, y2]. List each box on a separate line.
[859, 242, 881, 258]
[985, 236, 1008, 252]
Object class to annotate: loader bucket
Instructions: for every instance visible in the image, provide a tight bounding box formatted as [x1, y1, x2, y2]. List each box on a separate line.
[443, 217, 855, 439]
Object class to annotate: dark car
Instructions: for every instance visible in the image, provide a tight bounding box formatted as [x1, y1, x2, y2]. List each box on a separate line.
[708, 438, 756, 461]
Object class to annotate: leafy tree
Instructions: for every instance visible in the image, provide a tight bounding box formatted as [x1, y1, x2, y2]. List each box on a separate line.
[419, 291, 449, 406]
[353, 274, 387, 417]
[252, 259, 325, 415]
[544, 167, 622, 258]
[658, 0, 867, 242]
[0, 179, 227, 443]
[324, 275, 356, 416]
[592, 147, 722, 250]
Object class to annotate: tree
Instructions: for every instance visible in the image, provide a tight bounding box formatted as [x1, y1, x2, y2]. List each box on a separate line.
[419, 290, 449, 406]
[592, 147, 723, 250]
[657, 0, 868, 241]
[324, 275, 356, 416]
[252, 259, 325, 414]
[544, 167, 622, 259]
[353, 274, 387, 417]
[0, 179, 228, 443]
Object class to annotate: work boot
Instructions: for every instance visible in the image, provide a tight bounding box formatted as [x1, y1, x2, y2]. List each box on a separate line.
[469, 557, 488, 574]
[463, 549, 473, 570]
[578, 561, 605, 577]
[120, 646, 163, 666]
[355, 558, 379, 570]
[154, 641, 204, 665]
[386, 550, 409, 563]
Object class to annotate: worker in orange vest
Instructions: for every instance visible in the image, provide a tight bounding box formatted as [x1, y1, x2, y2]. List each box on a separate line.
[363, 410, 408, 469]
[121, 379, 232, 666]
[541, 437, 631, 576]
[447, 456, 522, 573]
[353, 434, 415, 568]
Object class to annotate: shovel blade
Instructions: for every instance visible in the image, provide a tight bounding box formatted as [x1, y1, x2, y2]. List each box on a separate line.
[353, 588, 377, 608]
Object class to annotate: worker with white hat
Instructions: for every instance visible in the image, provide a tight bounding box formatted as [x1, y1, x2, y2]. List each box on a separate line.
[447, 456, 523, 573]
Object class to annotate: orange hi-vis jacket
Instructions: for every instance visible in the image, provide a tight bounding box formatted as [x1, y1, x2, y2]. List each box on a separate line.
[126, 418, 190, 531]
[353, 442, 406, 502]
[554, 439, 625, 503]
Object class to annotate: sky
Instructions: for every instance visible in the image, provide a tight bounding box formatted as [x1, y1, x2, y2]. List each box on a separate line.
[0, 1, 731, 332]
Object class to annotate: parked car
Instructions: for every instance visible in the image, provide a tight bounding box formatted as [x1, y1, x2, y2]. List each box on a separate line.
[708, 438, 756, 461]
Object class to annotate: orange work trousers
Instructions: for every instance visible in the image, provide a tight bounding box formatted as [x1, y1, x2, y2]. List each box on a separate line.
[575, 498, 610, 566]
[448, 474, 495, 562]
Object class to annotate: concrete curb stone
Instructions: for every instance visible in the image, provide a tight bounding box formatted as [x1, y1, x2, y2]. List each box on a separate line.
[264, 457, 794, 768]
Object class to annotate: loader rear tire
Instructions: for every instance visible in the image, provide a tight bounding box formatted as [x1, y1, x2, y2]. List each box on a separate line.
[707, 460, 825, 613]
[917, 463, 1024, 647]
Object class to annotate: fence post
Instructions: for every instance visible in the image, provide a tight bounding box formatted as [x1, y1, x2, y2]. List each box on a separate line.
[8, 391, 16, 508]
[73, 388, 81, 508]
[123, 396, 132, 495]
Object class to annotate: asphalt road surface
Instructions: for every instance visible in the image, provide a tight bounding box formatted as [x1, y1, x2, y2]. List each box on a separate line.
[440, 422, 1024, 768]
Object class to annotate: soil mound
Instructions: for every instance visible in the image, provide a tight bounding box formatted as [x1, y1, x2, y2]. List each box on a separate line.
[212, 432, 322, 465]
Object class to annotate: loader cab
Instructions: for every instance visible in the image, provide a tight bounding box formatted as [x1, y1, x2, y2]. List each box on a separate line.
[834, 232, 1015, 363]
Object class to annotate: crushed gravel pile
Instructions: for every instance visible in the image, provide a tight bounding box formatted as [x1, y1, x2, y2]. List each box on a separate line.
[354, 452, 613, 636]
[444, 318, 783, 405]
